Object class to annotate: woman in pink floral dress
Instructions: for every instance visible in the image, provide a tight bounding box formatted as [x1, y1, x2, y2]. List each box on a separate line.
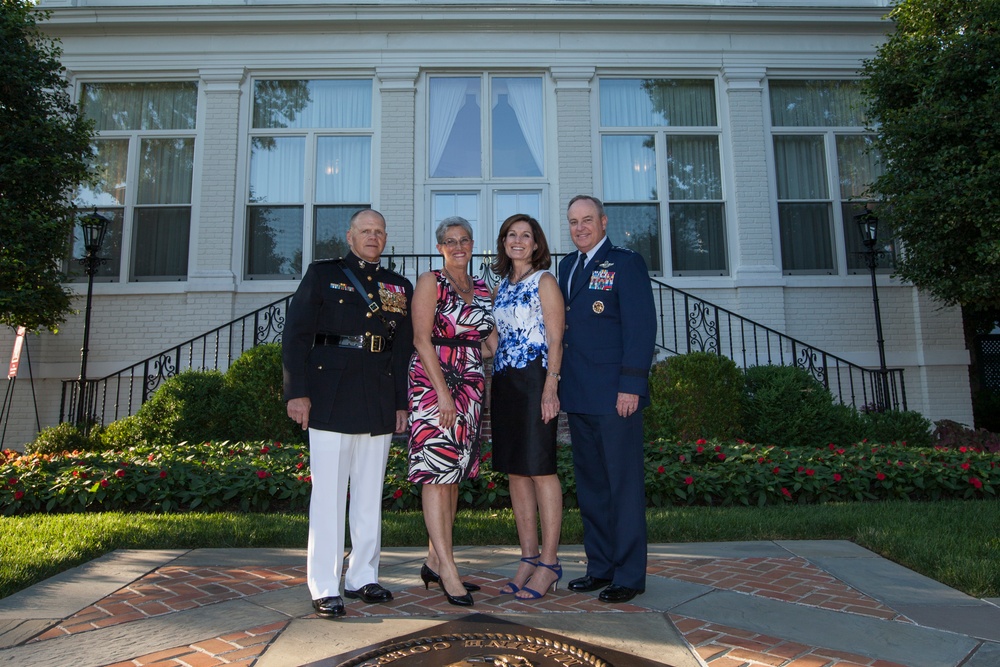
[408, 216, 496, 606]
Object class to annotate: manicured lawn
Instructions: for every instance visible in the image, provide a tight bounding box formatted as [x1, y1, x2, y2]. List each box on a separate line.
[2, 499, 998, 601]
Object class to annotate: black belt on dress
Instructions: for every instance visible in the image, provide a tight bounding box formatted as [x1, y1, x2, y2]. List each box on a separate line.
[431, 336, 480, 349]
[315, 333, 387, 353]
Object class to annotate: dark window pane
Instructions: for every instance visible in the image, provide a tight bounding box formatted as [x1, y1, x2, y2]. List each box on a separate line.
[670, 203, 728, 275]
[132, 207, 190, 280]
[246, 206, 303, 278]
[779, 202, 835, 273]
[605, 203, 661, 274]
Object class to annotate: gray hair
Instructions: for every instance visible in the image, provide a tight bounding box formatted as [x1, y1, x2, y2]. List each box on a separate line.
[435, 216, 474, 244]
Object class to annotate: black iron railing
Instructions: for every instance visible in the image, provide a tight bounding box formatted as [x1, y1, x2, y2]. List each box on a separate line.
[649, 278, 906, 413]
[61, 252, 905, 426]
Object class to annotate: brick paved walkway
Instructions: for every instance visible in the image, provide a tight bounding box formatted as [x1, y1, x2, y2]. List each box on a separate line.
[4, 544, 995, 667]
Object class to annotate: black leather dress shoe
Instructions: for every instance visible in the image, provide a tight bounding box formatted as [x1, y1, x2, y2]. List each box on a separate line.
[567, 575, 613, 592]
[344, 582, 394, 604]
[598, 584, 643, 603]
[312, 596, 345, 617]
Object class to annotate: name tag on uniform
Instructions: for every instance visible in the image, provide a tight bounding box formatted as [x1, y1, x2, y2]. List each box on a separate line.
[329, 282, 355, 292]
[589, 270, 615, 291]
[378, 282, 408, 314]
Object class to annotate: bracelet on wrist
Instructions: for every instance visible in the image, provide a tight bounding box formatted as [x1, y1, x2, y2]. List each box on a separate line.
[547, 371, 561, 380]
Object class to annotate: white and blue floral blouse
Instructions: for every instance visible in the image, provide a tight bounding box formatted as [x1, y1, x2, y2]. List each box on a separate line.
[494, 271, 548, 373]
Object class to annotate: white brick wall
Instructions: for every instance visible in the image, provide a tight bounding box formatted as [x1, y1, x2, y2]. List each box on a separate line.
[2, 3, 975, 448]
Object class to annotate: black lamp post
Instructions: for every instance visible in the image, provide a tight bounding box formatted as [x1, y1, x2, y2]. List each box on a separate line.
[76, 208, 110, 427]
[854, 208, 891, 412]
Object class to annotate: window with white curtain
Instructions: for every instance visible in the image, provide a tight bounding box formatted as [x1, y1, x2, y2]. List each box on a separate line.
[770, 80, 893, 274]
[599, 79, 726, 276]
[426, 75, 545, 249]
[72, 81, 198, 282]
[246, 79, 373, 279]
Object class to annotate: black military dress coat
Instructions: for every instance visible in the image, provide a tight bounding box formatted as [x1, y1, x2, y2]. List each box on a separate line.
[282, 252, 414, 435]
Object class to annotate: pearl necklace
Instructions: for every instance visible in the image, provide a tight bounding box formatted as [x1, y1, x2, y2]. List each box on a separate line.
[443, 267, 472, 294]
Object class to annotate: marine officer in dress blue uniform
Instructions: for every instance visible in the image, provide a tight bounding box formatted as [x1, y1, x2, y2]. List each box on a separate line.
[283, 209, 413, 618]
[557, 195, 656, 604]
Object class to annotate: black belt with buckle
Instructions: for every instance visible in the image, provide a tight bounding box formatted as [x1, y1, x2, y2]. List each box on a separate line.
[315, 333, 386, 353]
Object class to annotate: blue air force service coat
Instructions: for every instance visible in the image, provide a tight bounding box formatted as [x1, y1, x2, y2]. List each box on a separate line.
[557, 241, 656, 415]
[282, 253, 414, 435]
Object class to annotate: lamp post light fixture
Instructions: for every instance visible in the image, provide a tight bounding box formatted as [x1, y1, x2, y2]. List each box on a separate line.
[75, 208, 110, 427]
[854, 208, 891, 412]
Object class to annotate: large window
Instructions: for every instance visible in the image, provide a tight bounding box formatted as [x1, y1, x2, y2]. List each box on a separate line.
[426, 75, 545, 248]
[599, 79, 726, 276]
[246, 79, 373, 278]
[72, 82, 198, 281]
[770, 80, 894, 274]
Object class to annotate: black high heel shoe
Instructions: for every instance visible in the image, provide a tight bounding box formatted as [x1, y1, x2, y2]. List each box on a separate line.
[420, 563, 481, 592]
[437, 579, 474, 607]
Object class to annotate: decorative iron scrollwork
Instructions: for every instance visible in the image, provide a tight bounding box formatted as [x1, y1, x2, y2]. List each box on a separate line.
[687, 301, 719, 354]
[795, 346, 827, 386]
[256, 302, 287, 345]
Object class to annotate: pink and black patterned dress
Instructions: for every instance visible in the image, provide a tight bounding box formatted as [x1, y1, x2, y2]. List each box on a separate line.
[407, 270, 495, 485]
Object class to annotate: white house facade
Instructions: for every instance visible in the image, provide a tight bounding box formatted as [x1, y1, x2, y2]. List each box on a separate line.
[1, 0, 973, 448]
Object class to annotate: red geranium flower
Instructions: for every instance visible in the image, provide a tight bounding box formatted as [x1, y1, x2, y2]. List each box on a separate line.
[678, 454, 686, 462]
[717, 453, 726, 461]
[296, 462, 305, 470]
[159, 470, 167, 478]
[147, 454, 155, 462]
[696, 438, 708, 445]
[696, 446, 704, 453]
[260, 446, 270, 454]
[487, 481, 496, 490]
[772, 467, 780, 474]
[257, 470, 269, 479]
[657, 465, 665, 474]
[781, 487, 792, 498]
[393, 488, 403, 499]
[100, 479, 109, 488]
[13, 491, 24, 500]
[970, 477, 983, 489]
[961, 462, 971, 470]
[7, 477, 16, 486]
[959, 446, 968, 453]
[805, 469, 815, 476]
[876, 472, 886, 481]
[684, 476, 694, 485]
[115, 469, 126, 478]
[833, 473, 842, 482]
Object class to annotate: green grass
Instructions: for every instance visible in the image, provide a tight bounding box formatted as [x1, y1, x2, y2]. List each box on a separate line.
[2, 500, 998, 601]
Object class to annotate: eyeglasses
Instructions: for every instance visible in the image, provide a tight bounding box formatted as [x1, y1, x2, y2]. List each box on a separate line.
[441, 237, 473, 248]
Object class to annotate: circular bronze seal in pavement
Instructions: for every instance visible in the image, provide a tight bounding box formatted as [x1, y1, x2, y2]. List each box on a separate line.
[339, 632, 612, 667]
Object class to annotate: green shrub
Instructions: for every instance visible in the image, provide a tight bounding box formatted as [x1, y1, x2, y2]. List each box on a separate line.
[644, 352, 744, 442]
[221, 343, 303, 445]
[742, 365, 847, 447]
[103, 370, 228, 447]
[99, 414, 146, 449]
[861, 409, 933, 447]
[25, 422, 98, 455]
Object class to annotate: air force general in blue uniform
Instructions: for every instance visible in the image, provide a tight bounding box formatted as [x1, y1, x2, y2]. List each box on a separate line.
[557, 195, 656, 604]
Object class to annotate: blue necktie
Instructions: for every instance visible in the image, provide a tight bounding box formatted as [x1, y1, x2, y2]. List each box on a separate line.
[571, 253, 588, 293]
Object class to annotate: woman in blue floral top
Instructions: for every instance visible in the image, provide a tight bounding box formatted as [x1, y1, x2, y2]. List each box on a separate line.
[490, 213, 565, 600]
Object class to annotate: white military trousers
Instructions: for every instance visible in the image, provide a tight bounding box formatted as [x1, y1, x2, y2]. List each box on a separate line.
[306, 428, 392, 599]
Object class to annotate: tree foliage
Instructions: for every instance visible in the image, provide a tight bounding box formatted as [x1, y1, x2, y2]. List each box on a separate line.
[0, 1, 95, 332]
[861, 0, 1000, 313]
